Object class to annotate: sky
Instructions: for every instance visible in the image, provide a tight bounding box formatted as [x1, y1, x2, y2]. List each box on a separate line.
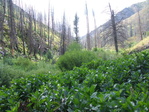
[15, 0, 146, 36]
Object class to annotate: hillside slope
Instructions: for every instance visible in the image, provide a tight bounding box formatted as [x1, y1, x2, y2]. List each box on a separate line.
[128, 36, 149, 53]
[81, 1, 148, 49]
[0, 0, 61, 58]
[123, 5, 149, 39]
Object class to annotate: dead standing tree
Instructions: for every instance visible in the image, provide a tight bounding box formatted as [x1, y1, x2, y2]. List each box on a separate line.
[60, 13, 66, 55]
[8, 0, 18, 55]
[0, 0, 6, 54]
[51, 8, 55, 49]
[38, 13, 44, 59]
[109, 3, 118, 53]
[16, 0, 26, 55]
[43, 12, 47, 41]
[100, 9, 128, 50]
[92, 9, 97, 48]
[19, 8, 26, 55]
[0, 0, 6, 41]
[85, 2, 91, 50]
[47, 1, 51, 48]
[135, 5, 143, 40]
[28, 9, 34, 55]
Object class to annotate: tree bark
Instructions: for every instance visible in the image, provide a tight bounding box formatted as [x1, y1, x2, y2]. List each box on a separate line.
[48, 2, 50, 48]
[137, 11, 143, 40]
[85, 2, 91, 50]
[109, 3, 118, 53]
[51, 8, 55, 49]
[8, 0, 18, 56]
[20, 9, 26, 55]
[0, 0, 6, 55]
[92, 10, 97, 48]
[28, 10, 34, 55]
[61, 13, 66, 55]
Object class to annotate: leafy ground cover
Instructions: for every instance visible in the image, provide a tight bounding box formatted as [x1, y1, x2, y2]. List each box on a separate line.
[1, 50, 149, 111]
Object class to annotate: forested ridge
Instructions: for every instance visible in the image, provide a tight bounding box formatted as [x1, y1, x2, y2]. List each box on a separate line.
[0, 0, 73, 58]
[1, 0, 149, 111]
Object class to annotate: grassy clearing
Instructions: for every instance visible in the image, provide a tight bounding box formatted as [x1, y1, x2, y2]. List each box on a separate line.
[0, 57, 60, 87]
[94, 48, 122, 60]
[0, 48, 121, 87]
[128, 36, 149, 52]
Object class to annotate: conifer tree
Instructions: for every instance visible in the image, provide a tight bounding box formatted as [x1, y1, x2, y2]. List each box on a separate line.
[74, 13, 79, 43]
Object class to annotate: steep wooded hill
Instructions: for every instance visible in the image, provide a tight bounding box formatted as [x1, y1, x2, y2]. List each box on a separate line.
[0, 0, 70, 58]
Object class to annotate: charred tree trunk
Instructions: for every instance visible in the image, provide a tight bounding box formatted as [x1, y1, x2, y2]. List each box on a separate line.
[8, 0, 18, 56]
[20, 9, 26, 55]
[51, 8, 55, 49]
[48, 3, 50, 48]
[18, 0, 26, 55]
[137, 11, 143, 40]
[28, 10, 34, 55]
[92, 10, 97, 48]
[109, 3, 118, 53]
[85, 2, 91, 50]
[44, 12, 47, 41]
[0, 0, 6, 54]
[38, 13, 43, 59]
[0, 0, 5, 40]
[61, 13, 66, 55]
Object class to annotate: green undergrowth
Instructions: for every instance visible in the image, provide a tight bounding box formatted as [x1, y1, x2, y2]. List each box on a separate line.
[57, 48, 121, 71]
[95, 48, 122, 60]
[0, 57, 60, 87]
[57, 50, 98, 71]
[1, 50, 149, 111]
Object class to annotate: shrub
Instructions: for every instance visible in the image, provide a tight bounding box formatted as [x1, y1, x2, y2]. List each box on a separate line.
[57, 50, 97, 71]
[14, 57, 36, 71]
[3, 57, 14, 65]
[92, 47, 98, 51]
[0, 58, 27, 87]
[0, 65, 12, 87]
[1, 57, 35, 87]
[45, 50, 53, 61]
[0, 64, 26, 87]
[67, 42, 82, 52]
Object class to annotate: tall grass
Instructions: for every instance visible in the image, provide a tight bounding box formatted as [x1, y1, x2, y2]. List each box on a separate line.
[94, 48, 122, 60]
[0, 57, 60, 87]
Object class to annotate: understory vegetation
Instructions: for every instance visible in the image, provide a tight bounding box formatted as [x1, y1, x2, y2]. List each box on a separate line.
[0, 49, 149, 111]
[0, 57, 60, 87]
